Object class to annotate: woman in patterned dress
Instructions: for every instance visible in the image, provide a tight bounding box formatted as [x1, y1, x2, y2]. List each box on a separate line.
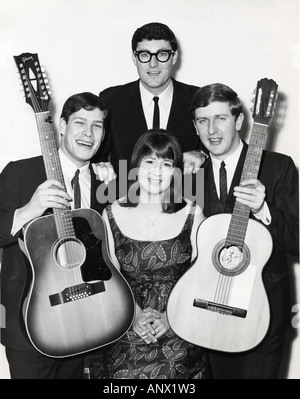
[90, 129, 209, 379]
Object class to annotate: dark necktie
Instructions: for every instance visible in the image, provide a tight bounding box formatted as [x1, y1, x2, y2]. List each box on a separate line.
[71, 169, 81, 209]
[152, 96, 160, 129]
[219, 161, 227, 208]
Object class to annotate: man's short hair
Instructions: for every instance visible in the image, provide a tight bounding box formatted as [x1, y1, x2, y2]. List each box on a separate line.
[191, 83, 243, 120]
[60, 92, 109, 127]
[131, 22, 178, 52]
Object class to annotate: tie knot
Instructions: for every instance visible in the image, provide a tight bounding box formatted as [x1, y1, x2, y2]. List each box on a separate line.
[221, 161, 226, 169]
[153, 96, 159, 104]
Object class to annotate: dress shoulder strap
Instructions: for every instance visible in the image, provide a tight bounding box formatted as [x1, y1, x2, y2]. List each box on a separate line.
[181, 201, 196, 233]
[187, 201, 196, 229]
[105, 204, 119, 233]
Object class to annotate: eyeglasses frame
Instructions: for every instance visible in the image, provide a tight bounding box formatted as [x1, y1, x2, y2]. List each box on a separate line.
[134, 50, 174, 63]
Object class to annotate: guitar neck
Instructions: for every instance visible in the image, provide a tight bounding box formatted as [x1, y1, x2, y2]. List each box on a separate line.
[35, 112, 64, 183]
[241, 123, 268, 182]
[35, 111, 75, 238]
[226, 123, 268, 248]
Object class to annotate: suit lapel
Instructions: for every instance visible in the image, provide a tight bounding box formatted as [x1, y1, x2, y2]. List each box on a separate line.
[127, 80, 148, 133]
[89, 163, 109, 215]
[90, 163, 99, 210]
[203, 158, 213, 216]
[225, 142, 248, 210]
[167, 79, 184, 130]
[203, 142, 248, 215]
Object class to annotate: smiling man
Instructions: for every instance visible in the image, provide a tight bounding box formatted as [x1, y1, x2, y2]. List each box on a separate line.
[0, 92, 113, 379]
[191, 83, 299, 379]
[59, 108, 105, 167]
[95, 22, 207, 182]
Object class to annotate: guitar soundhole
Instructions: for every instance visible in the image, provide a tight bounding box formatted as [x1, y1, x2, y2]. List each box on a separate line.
[212, 239, 250, 276]
[52, 237, 86, 271]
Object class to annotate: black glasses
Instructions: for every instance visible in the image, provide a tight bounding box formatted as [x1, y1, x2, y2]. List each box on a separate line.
[134, 50, 174, 63]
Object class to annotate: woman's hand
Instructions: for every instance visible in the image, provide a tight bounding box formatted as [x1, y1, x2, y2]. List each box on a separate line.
[144, 309, 170, 339]
[133, 305, 160, 344]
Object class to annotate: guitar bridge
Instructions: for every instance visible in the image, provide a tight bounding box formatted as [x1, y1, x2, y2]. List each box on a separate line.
[193, 298, 247, 318]
[49, 281, 105, 306]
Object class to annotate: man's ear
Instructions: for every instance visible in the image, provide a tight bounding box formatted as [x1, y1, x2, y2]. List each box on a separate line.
[132, 51, 137, 67]
[193, 120, 199, 136]
[236, 113, 244, 131]
[59, 118, 67, 136]
[172, 50, 179, 66]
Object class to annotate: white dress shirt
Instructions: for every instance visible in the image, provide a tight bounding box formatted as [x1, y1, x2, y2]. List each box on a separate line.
[210, 139, 271, 224]
[58, 149, 91, 209]
[139, 80, 174, 129]
[11, 150, 92, 235]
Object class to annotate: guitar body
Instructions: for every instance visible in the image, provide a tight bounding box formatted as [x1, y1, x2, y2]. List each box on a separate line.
[20, 208, 134, 358]
[167, 214, 272, 353]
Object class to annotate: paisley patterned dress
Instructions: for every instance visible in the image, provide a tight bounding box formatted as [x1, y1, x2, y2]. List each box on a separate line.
[89, 204, 209, 379]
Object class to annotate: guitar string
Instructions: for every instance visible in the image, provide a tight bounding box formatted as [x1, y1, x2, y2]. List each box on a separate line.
[24, 67, 85, 307]
[214, 124, 267, 310]
[35, 102, 81, 298]
[42, 124, 80, 293]
[25, 76, 78, 291]
[41, 112, 83, 296]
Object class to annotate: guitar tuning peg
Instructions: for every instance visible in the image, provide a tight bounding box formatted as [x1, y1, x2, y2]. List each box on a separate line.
[249, 106, 254, 113]
[252, 88, 257, 95]
[250, 97, 255, 103]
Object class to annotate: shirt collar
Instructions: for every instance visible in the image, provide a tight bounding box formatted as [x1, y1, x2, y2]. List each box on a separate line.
[58, 148, 90, 178]
[139, 80, 174, 111]
[210, 139, 243, 169]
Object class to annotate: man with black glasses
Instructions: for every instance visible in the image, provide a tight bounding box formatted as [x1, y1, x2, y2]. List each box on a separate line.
[96, 22, 207, 179]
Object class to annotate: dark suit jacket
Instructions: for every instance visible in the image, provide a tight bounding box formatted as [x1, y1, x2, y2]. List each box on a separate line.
[202, 143, 299, 337]
[95, 78, 204, 173]
[0, 156, 105, 350]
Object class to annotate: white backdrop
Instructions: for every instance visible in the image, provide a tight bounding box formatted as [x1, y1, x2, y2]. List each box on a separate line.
[0, 0, 299, 379]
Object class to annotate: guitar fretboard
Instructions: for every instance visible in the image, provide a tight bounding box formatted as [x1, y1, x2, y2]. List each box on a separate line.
[35, 112, 75, 239]
[226, 123, 268, 248]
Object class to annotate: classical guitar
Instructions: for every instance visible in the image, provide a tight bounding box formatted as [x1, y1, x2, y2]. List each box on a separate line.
[167, 78, 278, 353]
[14, 52, 134, 358]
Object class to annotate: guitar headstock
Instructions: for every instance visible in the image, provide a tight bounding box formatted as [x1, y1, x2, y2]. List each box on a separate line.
[252, 78, 278, 126]
[14, 52, 51, 113]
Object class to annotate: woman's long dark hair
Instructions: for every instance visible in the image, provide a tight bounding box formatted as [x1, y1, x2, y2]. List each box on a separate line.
[119, 129, 186, 213]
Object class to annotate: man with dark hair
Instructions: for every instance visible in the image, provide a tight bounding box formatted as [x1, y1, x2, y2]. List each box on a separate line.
[96, 22, 207, 180]
[191, 83, 299, 379]
[0, 92, 113, 378]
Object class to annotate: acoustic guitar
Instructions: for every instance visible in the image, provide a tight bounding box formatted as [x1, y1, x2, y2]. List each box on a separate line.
[14, 52, 134, 358]
[167, 78, 278, 353]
